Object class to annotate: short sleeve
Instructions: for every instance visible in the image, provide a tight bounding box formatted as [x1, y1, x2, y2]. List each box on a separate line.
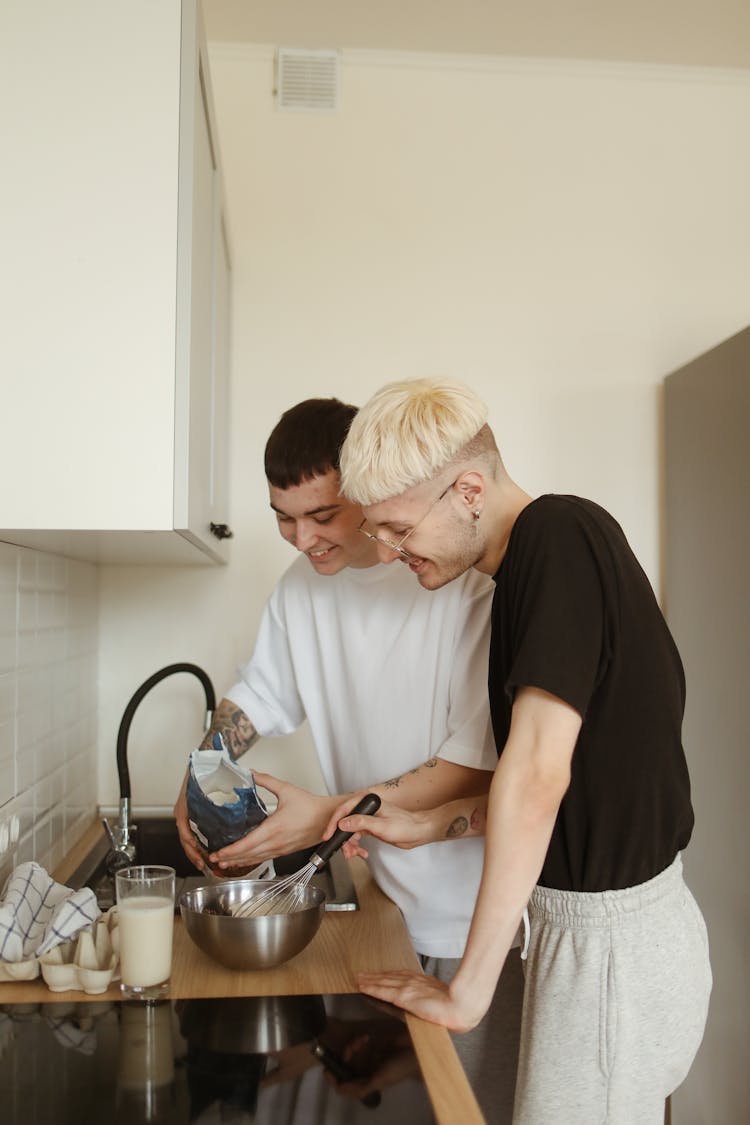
[439, 573, 497, 771]
[225, 585, 306, 737]
[502, 501, 607, 717]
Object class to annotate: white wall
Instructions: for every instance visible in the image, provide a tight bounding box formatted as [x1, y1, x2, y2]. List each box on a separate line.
[97, 48, 750, 826]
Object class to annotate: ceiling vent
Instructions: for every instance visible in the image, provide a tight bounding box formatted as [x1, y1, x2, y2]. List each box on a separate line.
[275, 48, 340, 112]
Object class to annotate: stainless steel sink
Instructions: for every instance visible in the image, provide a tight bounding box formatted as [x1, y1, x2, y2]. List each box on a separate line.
[70, 816, 360, 913]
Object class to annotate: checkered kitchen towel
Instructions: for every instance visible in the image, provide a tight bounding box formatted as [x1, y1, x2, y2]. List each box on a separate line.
[0, 862, 100, 962]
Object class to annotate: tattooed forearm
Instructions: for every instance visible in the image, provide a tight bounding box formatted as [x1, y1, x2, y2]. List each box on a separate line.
[445, 804, 485, 839]
[199, 699, 259, 760]
[446, 816, 469, 838]
[383, 757, 439, 790]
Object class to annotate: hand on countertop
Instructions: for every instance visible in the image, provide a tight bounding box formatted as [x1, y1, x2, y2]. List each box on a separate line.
[357, 969, 484, 1034]
[210, 772, 346, 871]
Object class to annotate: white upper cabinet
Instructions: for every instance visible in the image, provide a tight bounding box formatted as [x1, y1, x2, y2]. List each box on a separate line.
[0, 0, 232, 564]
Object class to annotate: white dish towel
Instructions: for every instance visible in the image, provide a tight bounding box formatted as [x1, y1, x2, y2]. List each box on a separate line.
[0, 862, 100, 962]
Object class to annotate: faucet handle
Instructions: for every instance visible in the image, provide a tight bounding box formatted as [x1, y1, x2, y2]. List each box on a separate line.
[102, 815, 136, 865]
[102, 817, 118, 850]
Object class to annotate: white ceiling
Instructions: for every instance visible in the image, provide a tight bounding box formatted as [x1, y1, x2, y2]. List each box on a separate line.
[203, 0, 750, 69]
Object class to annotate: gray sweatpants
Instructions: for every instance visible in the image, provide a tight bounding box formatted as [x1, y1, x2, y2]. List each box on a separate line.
[513, 854, 712, 1125]
[421, 952, 524, 1124]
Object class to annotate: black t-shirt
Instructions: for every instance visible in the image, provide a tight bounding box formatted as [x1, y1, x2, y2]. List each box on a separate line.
[489, 494, 694, 892]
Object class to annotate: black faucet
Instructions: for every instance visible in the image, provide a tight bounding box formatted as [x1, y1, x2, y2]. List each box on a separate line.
[105, 663, 216, 862]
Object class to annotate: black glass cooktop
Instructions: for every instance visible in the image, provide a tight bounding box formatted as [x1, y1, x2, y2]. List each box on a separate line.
[0, 993, 437, 1124]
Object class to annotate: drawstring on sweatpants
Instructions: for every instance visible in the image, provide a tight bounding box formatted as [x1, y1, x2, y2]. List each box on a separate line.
[520, 907, 530, 961]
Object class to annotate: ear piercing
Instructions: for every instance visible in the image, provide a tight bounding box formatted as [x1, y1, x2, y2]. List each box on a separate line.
[473, 510, 480, 522]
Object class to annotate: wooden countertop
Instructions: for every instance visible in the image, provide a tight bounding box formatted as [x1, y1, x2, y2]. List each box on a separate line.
[1, 817, 486, 1124]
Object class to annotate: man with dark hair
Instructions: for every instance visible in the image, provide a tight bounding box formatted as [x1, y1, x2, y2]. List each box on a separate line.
[174, 397, 523, 1121]
[263, 397, 358, 489]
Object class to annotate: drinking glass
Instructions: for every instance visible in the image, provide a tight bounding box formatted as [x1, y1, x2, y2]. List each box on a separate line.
[115, 865, 176, 1000]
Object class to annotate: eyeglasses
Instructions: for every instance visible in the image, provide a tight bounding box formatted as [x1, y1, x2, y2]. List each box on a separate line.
[358, 478, 457, 560]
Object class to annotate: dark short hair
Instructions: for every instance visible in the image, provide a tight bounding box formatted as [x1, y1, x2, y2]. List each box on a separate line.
[264, 398, 359, 489]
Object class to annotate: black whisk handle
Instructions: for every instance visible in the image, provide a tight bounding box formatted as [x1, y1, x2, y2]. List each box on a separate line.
[313, 793, 382, 866]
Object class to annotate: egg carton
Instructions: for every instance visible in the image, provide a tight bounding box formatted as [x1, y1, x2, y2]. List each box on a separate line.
[40, 909, 120, 994]
[0, 909, 120, 995]
[0, 960, 40, 984]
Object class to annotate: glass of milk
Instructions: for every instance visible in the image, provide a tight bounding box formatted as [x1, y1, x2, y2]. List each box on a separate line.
[115, 865, 176, 1000]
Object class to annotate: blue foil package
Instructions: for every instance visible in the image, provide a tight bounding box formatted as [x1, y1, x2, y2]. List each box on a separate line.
[186, 733, 268, 865]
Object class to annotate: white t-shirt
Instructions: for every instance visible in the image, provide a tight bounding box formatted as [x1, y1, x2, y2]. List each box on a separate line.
[227, 555, 496, 958]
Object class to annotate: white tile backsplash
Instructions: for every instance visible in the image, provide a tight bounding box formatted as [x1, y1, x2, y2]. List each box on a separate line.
[0, 552, 17, 675]
[0, 719, 14, 806]
[0, 542, 98, 877]
[0, 672, 14, 721]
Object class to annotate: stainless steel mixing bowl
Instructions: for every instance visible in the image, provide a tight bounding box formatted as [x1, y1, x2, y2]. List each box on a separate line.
[179, 879, 326, 970]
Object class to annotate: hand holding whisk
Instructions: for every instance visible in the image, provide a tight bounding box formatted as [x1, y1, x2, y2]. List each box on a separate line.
[231, 793, 382, 918]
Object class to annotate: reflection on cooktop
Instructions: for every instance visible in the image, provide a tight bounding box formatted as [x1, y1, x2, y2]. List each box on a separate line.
[0, 993, 437, 1123]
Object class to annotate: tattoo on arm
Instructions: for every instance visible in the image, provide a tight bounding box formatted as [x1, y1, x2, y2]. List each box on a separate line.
[446, 804, 484, 839]
[199, 699, 259, 761]
[383, 757, 439, 790]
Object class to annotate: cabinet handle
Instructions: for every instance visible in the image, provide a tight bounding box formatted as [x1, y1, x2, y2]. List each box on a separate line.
[209, 522, 234, 540]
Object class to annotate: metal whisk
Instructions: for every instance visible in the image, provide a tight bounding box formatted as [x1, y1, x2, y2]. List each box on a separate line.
[230, 793, 381, 918]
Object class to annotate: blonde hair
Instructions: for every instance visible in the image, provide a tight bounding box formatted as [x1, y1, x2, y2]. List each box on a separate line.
[340, 378, 490, 505]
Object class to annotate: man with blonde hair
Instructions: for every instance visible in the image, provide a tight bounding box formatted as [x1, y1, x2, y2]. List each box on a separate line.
[331, 377, 711, 1125]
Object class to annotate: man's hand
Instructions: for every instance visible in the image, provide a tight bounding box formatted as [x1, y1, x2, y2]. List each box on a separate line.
[210, 771, 346, 871]
[323, 795, 432, 856]
[356, 970, 485, 1033]
[173, 770, 210, 872]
